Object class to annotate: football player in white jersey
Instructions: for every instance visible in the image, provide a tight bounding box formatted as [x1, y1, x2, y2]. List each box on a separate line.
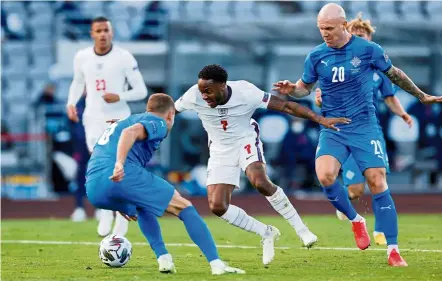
[175, 64, 350, 265]
[66, 17, 148, 237]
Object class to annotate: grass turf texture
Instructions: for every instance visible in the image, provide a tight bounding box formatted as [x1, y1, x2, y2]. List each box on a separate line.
[2, 214, 442, 281]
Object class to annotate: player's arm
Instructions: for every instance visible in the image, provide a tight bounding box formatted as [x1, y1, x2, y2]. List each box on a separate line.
[66, 53, 85, 122]
[372, 42, 442, 104]
[385, 66, 442, 104]
[110, 123, 147, 182]
[384, 96, 413, 127]
[267, 95, 350, 131]
[174, 87, 196, 115]
[118, 53, 148, 102]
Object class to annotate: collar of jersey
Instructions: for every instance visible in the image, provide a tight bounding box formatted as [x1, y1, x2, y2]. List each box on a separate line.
[218, 85, 232, 106]
[94, 44, 113, 56]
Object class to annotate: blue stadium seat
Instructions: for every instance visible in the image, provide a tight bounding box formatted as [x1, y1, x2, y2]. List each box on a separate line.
[347, 1, 372, 19]
[400, 1, 424, 21]
[374, 1, 399, 21]
[233, 1, 257, 21]
[300, 1, 320, 14]
[208, 1, 232, 24]
[185, 1, 208, 21]
[427, 1, 442, 22]
[163, 1, 183, 21]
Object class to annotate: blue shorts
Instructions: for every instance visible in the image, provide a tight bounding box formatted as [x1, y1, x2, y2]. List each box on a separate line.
[316, 122, 388, 174]
[85, 162, 175, 217]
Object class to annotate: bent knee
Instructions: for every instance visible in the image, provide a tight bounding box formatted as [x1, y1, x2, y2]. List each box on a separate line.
[250, 177, 275, 196]
[317, 171, 339, 187]
[208, 200, 228, 217]
[365, 169, 387, 193]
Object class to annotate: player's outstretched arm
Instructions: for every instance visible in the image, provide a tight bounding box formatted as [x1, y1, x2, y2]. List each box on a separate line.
[385, 66, 442, 104]
[110, 123, 148, 182]
[267, 95, 351, 131]
[272, 80, 314, 98]
[383, 96, 413, 128]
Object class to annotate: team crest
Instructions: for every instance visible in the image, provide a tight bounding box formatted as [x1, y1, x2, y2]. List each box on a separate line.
[350, 57, 361, 68]
[218, 108, 228, 116]
[262, 92, 270, 102]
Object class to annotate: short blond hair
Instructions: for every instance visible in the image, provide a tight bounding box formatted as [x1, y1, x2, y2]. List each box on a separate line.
[347, 12, 376, 36]
[147, 93, 174, 113]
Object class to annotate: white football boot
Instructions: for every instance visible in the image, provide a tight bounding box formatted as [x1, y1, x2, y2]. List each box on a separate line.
[297, 228, 318, 248]
[158, 254, 176, 273]
[210, 259, 245, 275]
[336, 210, 348, 221]
[261, 225, 281, 265]
[70, 207, 87, 222]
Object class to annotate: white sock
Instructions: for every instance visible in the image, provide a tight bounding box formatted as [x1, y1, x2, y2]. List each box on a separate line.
[387, 245, 399, 256]
[266, 186, 307, 234]
[209, 259, 224, 268]
[350, 214, 363, 222]
[220, 205, 267, 237]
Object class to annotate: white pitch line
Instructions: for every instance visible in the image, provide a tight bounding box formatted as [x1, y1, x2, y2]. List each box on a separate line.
[1, 240, 441, 253]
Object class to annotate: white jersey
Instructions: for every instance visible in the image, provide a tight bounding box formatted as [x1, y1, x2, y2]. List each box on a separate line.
[67, 45, 148, 120]
[175, 80, 271, 150]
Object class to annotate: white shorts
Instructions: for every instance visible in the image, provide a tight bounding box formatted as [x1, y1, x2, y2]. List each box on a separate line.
[206, 121, 266, 188]
[82, 116, 112, 153]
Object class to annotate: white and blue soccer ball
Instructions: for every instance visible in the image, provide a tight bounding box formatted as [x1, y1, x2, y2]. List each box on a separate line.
[99, 235, 132, 267]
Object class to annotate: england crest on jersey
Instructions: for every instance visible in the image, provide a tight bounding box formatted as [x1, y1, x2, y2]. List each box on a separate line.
[218, 108, 228, 116]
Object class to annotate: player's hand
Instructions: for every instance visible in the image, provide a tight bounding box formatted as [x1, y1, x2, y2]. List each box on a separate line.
[103, 93, 121, 103]
[320, 117, 351, 131]
[315, 88, 323, 108]
[401, 114, 413, 128]
[118, 211, 137, 221]
[419, 94, 442, 104]
[109, 162, 124, 182]
[66, 104, 79, 123]
[272, 80, 296, 95]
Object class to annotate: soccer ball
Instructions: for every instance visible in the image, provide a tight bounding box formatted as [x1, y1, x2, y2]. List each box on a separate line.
[99, 235, 132, 267]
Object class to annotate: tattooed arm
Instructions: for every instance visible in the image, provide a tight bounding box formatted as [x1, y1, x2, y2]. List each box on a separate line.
[385, 66, 442, 104]
[267, 95, 350, 131]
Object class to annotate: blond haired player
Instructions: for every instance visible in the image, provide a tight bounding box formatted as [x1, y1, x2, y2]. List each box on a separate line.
[314, 13, 413, 246]
[176, 64, 350, 265]
[66, 17, 148, 237]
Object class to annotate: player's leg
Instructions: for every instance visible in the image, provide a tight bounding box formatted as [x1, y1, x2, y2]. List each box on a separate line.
[241, 121, 317, 249]
[316, 132, 370, 250]
[120, 167, 244, 275]
[352, 129, 407, 266]
[337, 155, 366, 220]
[245, 162, 317, 247]
[165, 190, 244, 275]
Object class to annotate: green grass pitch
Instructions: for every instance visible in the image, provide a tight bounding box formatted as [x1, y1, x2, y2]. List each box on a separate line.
[2, 214, 442, 281]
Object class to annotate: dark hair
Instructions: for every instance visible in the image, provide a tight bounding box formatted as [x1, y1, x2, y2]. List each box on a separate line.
[91, 16, 110, 26]
[198, 64, 228, 83]
[147, 93, 175, 113]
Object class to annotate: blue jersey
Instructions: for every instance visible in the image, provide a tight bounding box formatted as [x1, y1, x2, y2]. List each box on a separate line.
[89, 113, 168, 169]
[302, 35, 392, 126]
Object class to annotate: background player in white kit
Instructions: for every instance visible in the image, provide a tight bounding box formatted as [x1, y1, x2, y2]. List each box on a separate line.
[175, 64, 350, 265]
[66, 17, 148, 237]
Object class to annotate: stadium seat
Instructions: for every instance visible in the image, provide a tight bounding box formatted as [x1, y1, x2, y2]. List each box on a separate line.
[374, 1, 399, 21]
[4, 79, 27, 100]
[347, 1, 372, 19]
[400, 1, 424, 21]
[163, 1, 183, 21]
[79, 1, 105, 18]
[256, 2, 281, 22]
[208, 1, 232, 24]
[1, 1, 26, 14]
[427, 1, 442, 22]
[184, 1, 208, 21]
[233, 1, 257, 21]
[299, 1, 320, 14]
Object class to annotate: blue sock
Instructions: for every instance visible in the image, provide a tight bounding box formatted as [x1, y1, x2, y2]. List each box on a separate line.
[178, 206, 219, 262]
[137, 209, 168, 258]
[322, 180, 358, 220]
[343, 185, 351, 200]
[373, 206, 382, 233]
[372, 189, 398, 245]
